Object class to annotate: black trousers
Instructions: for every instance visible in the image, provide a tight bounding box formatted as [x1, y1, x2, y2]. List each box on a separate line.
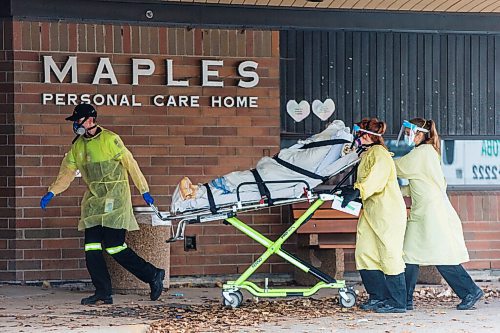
[359, 269, 406, 308]
[84, 225, 158, 297]
[405, 264, 480, 304]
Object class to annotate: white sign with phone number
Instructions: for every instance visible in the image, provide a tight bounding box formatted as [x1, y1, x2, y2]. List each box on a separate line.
[463, 140, 499, 185]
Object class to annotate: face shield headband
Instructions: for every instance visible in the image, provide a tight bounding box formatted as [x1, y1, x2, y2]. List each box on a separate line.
[350, 124, 383, 151]
[396, 120, 429, 146]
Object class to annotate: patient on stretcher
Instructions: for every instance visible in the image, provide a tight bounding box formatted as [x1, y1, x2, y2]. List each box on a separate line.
[171, 120, 358, 213]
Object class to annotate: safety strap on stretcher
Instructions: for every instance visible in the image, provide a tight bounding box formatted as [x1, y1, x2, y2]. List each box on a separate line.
[204, 167, 274, 213]
[299, 139, 350, 149]
[273, 139, 351, 182]
[204, 183, 218, 214]
[273, 156, 327, 181]
[250, 168, 273, 205]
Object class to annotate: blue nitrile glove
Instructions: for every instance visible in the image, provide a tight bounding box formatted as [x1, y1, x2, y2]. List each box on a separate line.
[142, 192, 154, 205]
[40, 192, 54, 210]
[340, 187, 360, 208]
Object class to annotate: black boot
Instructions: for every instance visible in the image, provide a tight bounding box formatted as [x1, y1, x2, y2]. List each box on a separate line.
[150, 269, 165, 301]
[457, 288, 484, 310]
[81, 294, 113, 305]
[360, 299, 385, 311]
[376, 303, 407, 313]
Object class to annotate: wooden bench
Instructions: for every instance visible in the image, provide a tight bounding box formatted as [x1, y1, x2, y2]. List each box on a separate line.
[292, 201, 357, 284]
[292, 197, 412, 285]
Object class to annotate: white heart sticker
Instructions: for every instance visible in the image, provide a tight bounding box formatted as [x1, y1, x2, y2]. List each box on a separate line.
[286, 100, 310, 122]
[312, 98, 336, 121]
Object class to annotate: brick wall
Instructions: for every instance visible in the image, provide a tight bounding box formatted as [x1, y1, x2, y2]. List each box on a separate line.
[2, 19, 287, 282]
[343, 192, 500, 272]
[0, 19, 17, 281]
[452, 192, 500, 270]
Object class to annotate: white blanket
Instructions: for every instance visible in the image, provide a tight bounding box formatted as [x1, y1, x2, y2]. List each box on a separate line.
[171, 120, 356, 213]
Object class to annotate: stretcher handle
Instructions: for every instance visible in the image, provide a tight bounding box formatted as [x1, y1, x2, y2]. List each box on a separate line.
[235, 180, 311, 202]
[149, 203, 166, 220]
[328, 164, 358, 194]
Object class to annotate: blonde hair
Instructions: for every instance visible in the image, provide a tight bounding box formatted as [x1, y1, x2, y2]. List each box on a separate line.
[409, 118, 440, 154]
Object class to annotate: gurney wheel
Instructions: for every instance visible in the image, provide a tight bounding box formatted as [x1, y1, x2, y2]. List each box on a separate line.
[223, 291, 243, 308]
[234, 290, 243, 304]
[339, 290, 357, 308]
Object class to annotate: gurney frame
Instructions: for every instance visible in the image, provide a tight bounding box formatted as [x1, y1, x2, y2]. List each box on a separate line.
[150, 160, 359, 308]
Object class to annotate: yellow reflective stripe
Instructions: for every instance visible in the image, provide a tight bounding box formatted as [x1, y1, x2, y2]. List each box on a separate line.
[105, 243, 128, 255]
[85, 243, 102, 251]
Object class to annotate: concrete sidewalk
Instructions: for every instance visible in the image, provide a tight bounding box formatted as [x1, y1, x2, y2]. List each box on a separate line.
[1, 282, 499, 332]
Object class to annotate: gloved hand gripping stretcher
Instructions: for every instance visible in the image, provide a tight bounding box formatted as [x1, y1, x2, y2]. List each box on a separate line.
[150, 120, 360, 308]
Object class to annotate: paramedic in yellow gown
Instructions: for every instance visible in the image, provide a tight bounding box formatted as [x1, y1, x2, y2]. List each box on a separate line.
[341, 118, 407, 313]
[395, 118, 483, 311]
[39, 104, 165, 305]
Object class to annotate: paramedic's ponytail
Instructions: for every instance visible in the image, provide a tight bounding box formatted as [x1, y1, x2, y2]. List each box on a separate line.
[410, 118, 440, 154]
[357, 117, 387, 147]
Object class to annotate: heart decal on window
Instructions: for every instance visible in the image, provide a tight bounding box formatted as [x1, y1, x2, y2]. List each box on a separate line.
[312, 98, 335, 121]
[286, 100, 310, 122]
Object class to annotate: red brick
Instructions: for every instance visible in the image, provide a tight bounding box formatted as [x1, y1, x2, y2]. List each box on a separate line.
[11, 259, 41, 270]
[473, 195, 484, 221]
[0, 272, 16, 280]
[185, 136, 219, 146]
[463, 260, 491, 270]
[201, 244, 238, 255]
[185, 157, 219, 166]
[11, 239, 41, 249]
[42, 258, 79, 270]
[202, 147, 237, 155]
[42, 239, 80, 249]
[61, 269, 89, 280]
[24, 249, 61, 260]
[203, 265, 237, 275]
[171, 265, 204, 276]
[170, 255, 187, 266]
[246, 30, 254, 57]
[62, 248, 84, 259]
[24, 270, 62, 281]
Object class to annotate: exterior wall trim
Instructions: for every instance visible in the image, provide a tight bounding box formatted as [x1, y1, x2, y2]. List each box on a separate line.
[2, 0, 500, 34]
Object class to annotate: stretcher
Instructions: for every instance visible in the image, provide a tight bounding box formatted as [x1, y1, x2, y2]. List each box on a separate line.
[150, 158, 360, 309]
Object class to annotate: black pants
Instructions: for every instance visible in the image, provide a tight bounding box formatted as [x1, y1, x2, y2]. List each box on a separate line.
[84, 225, 158, 297]
[405, 264, 480, 304]
[359, 269, 406, 308]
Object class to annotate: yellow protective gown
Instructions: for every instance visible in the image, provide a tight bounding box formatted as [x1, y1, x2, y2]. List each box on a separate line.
[395, 144, 469, 265]
[48, 127, 149, 231]
[354, 145, 407, 275]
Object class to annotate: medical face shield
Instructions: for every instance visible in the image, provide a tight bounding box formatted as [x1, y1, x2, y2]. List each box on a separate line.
[350, 124, 383, 151]
[396, 120, 429, 146]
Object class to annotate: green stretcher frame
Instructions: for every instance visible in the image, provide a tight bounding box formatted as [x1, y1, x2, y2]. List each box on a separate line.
[149, 159, 360, 307]
[222, 198, 348, 298]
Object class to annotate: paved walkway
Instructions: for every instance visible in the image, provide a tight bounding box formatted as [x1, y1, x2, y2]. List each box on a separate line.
[1, 282, 499, 332]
